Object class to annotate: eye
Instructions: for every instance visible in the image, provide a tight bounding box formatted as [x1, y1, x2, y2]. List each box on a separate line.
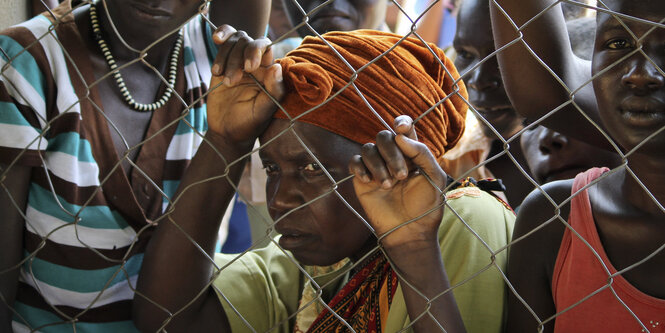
[605, 38, 633, 50]
[456, 49, 474, 61]
[262, 162, 279, 175]
[302, 162, 323, 175]
[303, 162, 320, 171]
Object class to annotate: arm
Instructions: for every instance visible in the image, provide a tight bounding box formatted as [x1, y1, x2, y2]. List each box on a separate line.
[0, 164, 31, 332]
[349, 116, 466, 333]
[506, 181, 572, 332]
[133, 26, 284, 333]
[209, 0, 271, 39]
[490, 0, 609, 148]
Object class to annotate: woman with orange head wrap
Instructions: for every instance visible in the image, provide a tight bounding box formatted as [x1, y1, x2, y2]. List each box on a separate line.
[134, 26, 514, 333]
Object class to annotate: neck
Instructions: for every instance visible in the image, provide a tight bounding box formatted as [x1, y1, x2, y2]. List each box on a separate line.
[622, 153, 665, 215]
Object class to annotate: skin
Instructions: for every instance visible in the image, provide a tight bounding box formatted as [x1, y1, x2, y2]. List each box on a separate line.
[259, 120, 375, 266]
[490, 0, 608, 148]
[282, 0, 387, 37]
[0, 1, 269, 331]
[135, 26, 466, 332]
[498, 1, 665, 331]
[520, 125, 621, 184]
[453, 0, 531, 207]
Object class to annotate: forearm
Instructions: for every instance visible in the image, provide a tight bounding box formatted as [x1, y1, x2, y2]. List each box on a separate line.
[490, 0, 606, 147]
[134, 132, 252, 332]
[0, 164, 30, 331]
[209, 0, 271, 38]
[384, 241, 466, 333]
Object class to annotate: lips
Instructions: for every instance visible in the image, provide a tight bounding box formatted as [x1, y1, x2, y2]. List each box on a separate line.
[619, 97, 665, 127]
[275, 226, 316, 250]
[542, 165, 588, 184]
[475, 105, 514, 121]
[130, 2, 171, 20]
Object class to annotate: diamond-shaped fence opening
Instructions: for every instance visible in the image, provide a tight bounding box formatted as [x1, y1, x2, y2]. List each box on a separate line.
[0, 0, 663, 332]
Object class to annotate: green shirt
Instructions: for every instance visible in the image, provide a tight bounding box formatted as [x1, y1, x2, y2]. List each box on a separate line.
[213, 187, 515, 332]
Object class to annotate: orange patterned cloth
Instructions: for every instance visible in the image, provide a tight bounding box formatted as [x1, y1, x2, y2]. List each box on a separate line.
[305, 252, 398, 333]
[276, 29, 468, 163]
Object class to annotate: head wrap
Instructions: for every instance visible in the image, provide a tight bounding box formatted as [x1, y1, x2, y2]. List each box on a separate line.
[275, 30, 468, 163]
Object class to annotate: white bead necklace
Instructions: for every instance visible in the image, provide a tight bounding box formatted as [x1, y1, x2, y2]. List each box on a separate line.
[89, 4, 183, 112]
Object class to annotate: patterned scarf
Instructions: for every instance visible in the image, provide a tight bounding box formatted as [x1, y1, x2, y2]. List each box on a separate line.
[305, 252, 398, 333]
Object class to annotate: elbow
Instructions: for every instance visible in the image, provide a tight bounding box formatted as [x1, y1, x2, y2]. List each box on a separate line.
[133, 296, 168, 333]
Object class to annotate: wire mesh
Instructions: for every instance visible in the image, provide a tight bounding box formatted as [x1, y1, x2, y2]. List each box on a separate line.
[0, 0, 664, 332]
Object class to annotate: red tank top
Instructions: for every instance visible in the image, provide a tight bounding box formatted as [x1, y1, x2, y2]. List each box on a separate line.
[552, 168, 665, 332]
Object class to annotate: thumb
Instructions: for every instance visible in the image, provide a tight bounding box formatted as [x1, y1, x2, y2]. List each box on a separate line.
[395, 134, 446, 186]
[394, 115, 418, 141]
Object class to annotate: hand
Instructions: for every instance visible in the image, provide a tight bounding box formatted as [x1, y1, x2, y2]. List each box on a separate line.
[348, 116, 448, 249]
[206, 25, 285, 145]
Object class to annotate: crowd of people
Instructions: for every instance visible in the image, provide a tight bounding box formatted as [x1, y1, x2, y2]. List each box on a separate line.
[0, 0, 663, 332]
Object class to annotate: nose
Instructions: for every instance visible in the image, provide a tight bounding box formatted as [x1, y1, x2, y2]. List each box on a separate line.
[267, 176, 303, 220]
[467, 58, 501, 92]
[538, 128, 569, 155]
[621, 55, 665, 95]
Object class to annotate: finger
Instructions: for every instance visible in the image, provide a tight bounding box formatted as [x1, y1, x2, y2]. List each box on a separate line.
[393, 115, 417, 141]
[243, 38, 273, 72]
[375, 130, 409, 180]
[360, 143, 394, 189]
[262, 64, 285, 101]
[211, 25, 238, 76]
[223, 32, 251, 86]
[261, 46, 275, 67]
[212, 24, 237, 45]
[395, 135, 446, 186]
[348, 155, 371, 183]
[212, 31, 250, 81]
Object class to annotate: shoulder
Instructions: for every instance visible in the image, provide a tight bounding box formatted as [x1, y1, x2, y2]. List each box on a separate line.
[212, 242, 301, 332]
[439, 187, 515, 253]
[515, 179, 574, 239]
[510, 179, 574, 278]
[443, 187, 515, 235]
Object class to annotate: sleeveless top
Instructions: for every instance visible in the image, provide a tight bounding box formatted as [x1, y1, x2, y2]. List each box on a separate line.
[552, 167, 665, 332]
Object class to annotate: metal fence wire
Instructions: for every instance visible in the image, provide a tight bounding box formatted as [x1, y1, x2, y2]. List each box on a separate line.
[1, 0, 664, 332]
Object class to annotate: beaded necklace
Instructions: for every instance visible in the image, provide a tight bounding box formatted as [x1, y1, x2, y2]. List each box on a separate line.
[89, 3, 183, 112]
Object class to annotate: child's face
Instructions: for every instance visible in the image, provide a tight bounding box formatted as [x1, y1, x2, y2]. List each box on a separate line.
[520, 125, 622, 184]
[259, 119, 375, 266]
[592, 0, 665, 154]
[453, 0, 524, 139]
[283, 0, 387, 37]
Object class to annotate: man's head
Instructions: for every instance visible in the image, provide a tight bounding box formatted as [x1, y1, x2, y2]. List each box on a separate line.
[453, 0, 524, 140]
[282, 0, 387, 37]
[591, 0, 665, 154]
[259, 30, 467, 265]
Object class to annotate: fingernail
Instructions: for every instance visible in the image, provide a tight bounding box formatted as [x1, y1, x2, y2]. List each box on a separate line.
[223, 77, 231, 86]
[397, 170, 407, 179]
[275, 66, 283, 82]
[214, 30, 225, 41]
[244, 59, 252, 71]
[252, 58, 260, 71]
[362, 174, 371, 183]
[212, 64, 220, 75]
[382, 179, 392, 189]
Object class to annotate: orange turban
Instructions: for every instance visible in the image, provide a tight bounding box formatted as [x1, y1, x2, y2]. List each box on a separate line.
[275, 30, 468, 163]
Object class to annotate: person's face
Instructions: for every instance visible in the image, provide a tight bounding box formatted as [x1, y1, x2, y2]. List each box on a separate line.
[104, 0, 202, 41]
[521, 125, 622, 184]
[259, 119, 374, 266]
[592, 0, 665, 155]
[453, 0, 524, 139]
[283, 0, 387, 37]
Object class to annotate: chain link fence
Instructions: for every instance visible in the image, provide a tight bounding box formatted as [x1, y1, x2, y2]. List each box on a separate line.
[0, 0, 663, 332]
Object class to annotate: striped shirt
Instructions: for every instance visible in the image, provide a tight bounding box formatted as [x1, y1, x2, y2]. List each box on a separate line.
[0, 2, 218, 332]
